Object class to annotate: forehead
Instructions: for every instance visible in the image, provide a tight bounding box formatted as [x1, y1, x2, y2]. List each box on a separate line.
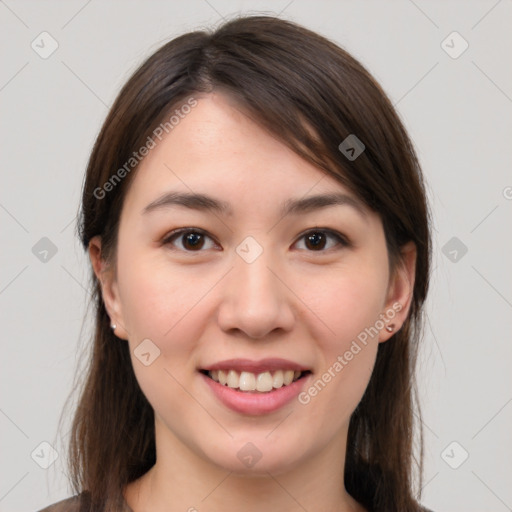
[122, 93, 356, 213]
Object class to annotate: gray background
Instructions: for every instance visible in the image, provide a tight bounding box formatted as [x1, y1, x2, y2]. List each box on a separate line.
[1, 1, 511, 511]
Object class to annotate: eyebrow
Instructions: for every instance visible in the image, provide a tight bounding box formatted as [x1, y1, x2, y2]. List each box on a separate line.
[142, 191, 368, 219]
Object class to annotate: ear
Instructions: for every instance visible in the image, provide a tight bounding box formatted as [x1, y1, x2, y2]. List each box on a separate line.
[88, 235, 129, 340]
[379, 241, 416, 343]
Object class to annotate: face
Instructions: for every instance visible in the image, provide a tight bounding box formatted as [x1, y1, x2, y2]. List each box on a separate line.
[90, 92, 414, 476]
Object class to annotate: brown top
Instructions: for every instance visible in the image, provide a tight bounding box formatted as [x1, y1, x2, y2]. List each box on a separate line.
[37, 494, 133, 512]
[37, 492, 434, 511]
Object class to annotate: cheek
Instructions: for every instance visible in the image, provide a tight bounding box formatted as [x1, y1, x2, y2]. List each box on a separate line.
[293, 261, 388, 416]
[116, 256, 208, 415]
[117, 247, 201, 338]
[301, 261, 388, 349]
[116, 251, 221, 377]
[119, 266, 178, 338]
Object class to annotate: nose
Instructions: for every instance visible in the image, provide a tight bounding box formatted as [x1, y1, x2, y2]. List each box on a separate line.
[217, 249, 295, 339]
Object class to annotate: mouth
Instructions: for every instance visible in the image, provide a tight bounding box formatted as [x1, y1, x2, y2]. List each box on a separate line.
[199, 368, 312, 393]
[199, 359, 313, 414]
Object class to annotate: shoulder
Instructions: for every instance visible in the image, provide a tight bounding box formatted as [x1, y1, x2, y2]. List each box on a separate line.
[36, 495, 81, 512]
[36, 492, 134, 512]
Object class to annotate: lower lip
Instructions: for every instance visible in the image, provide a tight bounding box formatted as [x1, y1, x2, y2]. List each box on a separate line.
[200, 372, 310, 415]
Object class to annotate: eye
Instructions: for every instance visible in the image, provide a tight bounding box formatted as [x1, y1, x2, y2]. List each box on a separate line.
[294, 229, 349, 251]
[162, 228, 218, 252]
[162, 227, 348, 253]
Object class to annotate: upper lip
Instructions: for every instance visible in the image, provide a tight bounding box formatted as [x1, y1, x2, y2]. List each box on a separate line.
[201, 358, 311, 374]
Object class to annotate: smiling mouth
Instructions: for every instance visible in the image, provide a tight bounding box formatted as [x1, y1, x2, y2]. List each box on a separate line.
[200, 369, 311, 393]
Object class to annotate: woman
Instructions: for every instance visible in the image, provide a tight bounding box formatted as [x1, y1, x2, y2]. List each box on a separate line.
[39, 14, 432, 512]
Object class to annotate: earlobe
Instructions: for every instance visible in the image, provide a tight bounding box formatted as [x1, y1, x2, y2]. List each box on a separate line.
[379, 241, 416, 343]
[88, 236, 129, 340]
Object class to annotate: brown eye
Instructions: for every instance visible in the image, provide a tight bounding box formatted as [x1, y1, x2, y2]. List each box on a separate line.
[305, 232, 327, 250]
[295, 229, 348, 251]
[182, 232, 205, 250]
[163, 229, 217, 252]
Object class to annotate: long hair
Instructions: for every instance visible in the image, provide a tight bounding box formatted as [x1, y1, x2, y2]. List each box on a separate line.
[63, 15, 431, 511]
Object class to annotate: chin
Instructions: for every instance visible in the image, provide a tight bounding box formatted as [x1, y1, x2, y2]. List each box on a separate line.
[200, 436, 309, 476]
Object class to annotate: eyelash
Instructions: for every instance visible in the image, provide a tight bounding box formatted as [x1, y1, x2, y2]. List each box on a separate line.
[161, 227, 350, 253]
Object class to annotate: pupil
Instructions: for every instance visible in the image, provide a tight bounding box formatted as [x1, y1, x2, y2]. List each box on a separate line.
[184, 232, 203, 250]
[306, 232, 325, 250]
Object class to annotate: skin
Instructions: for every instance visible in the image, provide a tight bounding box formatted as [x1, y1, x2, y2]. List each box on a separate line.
[89, 92, 416, 512]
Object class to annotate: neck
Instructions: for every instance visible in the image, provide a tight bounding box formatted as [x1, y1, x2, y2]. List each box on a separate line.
[124, 418, 365, 512]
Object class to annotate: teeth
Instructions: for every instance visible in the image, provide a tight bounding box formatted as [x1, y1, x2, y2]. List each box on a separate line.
[207, 369, 304, 392]
[273, 370, 284, 388]
[283, 370, 294, 385]
[227, 370, 238, 388]
[239, 371, 256, 391]
[218, 369, 227, 385]
[256, 371, 273, 392]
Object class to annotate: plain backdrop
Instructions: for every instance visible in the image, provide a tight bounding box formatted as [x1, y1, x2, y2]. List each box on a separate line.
[1, 1, 511, 511]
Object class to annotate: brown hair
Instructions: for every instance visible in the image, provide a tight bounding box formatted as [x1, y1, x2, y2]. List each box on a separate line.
[62, 14, 431, 512]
